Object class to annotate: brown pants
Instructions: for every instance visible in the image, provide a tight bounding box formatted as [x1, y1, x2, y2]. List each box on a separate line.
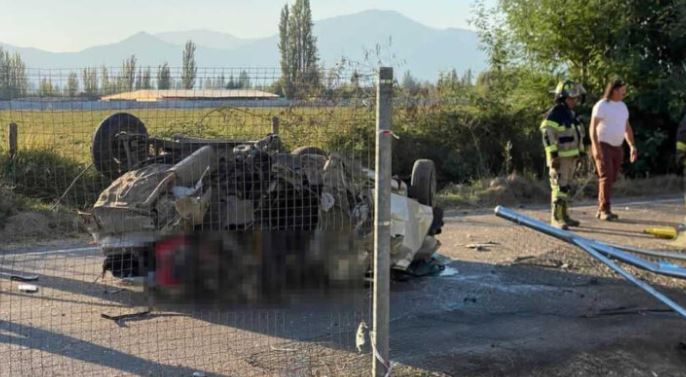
[594, 142, 623, 213]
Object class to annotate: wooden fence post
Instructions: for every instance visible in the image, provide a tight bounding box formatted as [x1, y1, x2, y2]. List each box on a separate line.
[8, 122, 17, 159]
[271, 116, 280, 135]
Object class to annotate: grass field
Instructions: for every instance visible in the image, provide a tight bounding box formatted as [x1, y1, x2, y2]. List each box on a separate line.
[0, 106, 376, 164]
[3, 105, 679, 212]
[0, 105, 376, 209]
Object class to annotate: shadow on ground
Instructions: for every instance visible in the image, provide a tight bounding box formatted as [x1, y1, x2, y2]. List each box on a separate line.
[3, 246, 686, 376]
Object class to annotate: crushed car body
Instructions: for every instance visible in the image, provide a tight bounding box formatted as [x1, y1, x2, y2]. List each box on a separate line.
[82, 112, 443, 293]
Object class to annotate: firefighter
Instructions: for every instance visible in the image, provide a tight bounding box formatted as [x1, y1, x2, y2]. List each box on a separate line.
[540, 80, 587, 229]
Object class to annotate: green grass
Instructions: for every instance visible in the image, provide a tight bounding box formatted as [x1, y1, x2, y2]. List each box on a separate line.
[2, 106, 682, 211]
[0, 106, 376, 208]
[0, 181, 61, 225]
[0, 106, 376, 165]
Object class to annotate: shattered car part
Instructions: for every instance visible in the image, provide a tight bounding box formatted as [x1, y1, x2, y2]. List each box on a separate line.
[101, 310, 151, 322]
[0, 272, 39, 282]
[390, 193, 437, 270]
[17, 284, 39, 293]
[84, 112, 443, 282]
[495, 206, 686, 320]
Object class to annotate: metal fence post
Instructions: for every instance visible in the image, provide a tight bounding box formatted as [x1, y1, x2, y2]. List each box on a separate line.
[373, 67, 393, 377]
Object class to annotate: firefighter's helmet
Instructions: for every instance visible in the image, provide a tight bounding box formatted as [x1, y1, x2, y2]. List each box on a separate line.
[554, 80, 586, 102]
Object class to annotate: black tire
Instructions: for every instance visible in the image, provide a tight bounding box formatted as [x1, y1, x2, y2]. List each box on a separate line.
[92, 112, 148, 179]
[291, 146, 327, 157]
[409, 159, 436, 206]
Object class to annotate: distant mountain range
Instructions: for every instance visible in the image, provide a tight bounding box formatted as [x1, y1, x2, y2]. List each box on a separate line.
[0, 10, 487, 81]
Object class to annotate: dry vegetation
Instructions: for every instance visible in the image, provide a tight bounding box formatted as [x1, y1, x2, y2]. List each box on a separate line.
[0, 183, 83, 243]
[437, 173, 684, 209]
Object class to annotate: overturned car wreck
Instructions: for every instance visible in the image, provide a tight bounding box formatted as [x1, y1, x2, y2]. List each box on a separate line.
[82, 112, 443, 299]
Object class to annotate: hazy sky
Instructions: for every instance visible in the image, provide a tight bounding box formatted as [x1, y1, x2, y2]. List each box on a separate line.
[0, 0, 488, 52]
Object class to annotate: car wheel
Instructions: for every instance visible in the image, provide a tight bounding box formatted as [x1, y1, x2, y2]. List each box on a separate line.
[409, 159, 436, 206]
[92, 112, 149, 179]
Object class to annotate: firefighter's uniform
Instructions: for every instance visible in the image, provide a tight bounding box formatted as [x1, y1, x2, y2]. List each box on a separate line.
[541, 81, 586, 229]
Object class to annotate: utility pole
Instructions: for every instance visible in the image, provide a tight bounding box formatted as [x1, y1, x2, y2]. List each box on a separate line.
[373, 67, 393, 377]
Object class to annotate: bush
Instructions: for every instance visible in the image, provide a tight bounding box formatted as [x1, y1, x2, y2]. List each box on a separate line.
[0, 149, 107, 209]
[390, 101, 545, 185]
[0, 183, 24, 226]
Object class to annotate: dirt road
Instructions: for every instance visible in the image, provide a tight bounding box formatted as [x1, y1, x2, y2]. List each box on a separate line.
[1, 198, 686, 376]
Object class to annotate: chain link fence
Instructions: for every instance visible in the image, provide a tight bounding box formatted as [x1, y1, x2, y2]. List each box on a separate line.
[0, 67, 391, 376]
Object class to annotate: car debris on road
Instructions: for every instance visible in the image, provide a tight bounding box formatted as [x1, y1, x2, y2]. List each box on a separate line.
[496, 206, 686, 319]
[81, 112, 445, 302]
[464, 241, 499, 252]
[17, 284, 38, 293]
[0, 272, 39, 281]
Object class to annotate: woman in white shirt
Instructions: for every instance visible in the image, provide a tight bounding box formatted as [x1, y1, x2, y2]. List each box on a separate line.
[589, 79, 637, 220]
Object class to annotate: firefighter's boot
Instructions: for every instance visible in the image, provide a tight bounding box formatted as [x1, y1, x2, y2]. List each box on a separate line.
[551, 201, 569, 230]
[562, 201, 580, 227]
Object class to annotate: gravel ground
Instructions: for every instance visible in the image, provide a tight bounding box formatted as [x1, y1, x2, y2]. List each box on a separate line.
[2, 197, 686, 376]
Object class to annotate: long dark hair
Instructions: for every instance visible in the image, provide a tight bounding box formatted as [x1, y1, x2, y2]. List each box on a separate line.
[603, 79, 626, 101]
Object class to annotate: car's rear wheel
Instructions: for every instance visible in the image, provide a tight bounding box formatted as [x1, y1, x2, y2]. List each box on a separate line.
[409, 159, 436, 206]
[92, 112, 149, 179]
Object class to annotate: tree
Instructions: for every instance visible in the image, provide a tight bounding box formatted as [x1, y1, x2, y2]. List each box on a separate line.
[437, 69, 461, 96]
[401, 71, 420, 95]
[157, 63, 171, 90]
[8, 53, 27, 98]
[203, 74, 225, 89]
[182, 40, 197, 89]
[67, 72, 79, 96]
[238, 70, 251, 89]
[278, 0, 320, 98]
[142, 67, 152, 89]
[82, 67, 98, 97]
[461, 69, 474, 86]
[475, 0, 686, 177]
[299, 0, 320, 88]
[100, 66, 112, 95]
[225, 74, 239, 89]
[215, 73, 225, 89]
[278, 4, 292, 96]
[38, 78, 55, 97]
[350, 70, 361, 88]
[118, 55, 137, 92]
[0, 48, 28, 99]
[134, 69, 143, 90]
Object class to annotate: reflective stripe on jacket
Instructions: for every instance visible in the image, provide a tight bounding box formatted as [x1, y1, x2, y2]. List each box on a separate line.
[540, 103, 584, 164]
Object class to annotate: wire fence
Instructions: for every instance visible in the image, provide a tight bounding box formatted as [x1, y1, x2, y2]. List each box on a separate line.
[5, 65, 686, 377]
[0, 67, 389, 376]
